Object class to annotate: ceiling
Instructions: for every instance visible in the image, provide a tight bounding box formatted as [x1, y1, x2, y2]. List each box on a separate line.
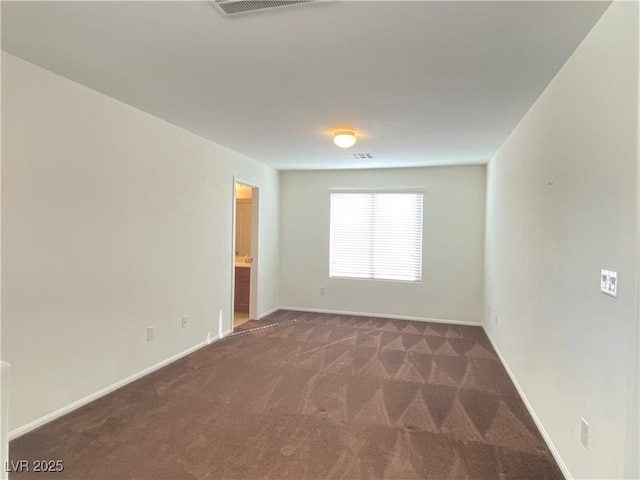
[1, 1, 611, 170]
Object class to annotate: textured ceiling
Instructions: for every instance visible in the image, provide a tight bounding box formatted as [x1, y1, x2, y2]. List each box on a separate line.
[2, 1, 611, 170]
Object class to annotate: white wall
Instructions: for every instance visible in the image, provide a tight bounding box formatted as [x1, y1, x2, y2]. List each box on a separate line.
[280, 166, 485, 323]
[1, 52, 280, 434]
[484, 2, 639, 479]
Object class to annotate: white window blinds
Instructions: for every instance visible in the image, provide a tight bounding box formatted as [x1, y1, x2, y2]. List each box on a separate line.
[330, 191, 423, 282]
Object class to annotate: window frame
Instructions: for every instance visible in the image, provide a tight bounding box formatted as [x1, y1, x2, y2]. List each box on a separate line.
[328, 189, 424, 283]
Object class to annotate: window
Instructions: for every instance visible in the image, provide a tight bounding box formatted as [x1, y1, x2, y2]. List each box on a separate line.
[330, 191, 423, 282]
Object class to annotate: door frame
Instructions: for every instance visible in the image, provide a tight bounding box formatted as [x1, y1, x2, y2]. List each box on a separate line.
[232, 177, 260, 326]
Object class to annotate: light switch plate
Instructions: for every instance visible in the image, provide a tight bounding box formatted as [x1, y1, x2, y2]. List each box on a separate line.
[601, 269, 618, 298]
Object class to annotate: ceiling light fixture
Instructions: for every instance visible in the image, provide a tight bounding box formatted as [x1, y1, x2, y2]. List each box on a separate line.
[333, 131, 357, 149]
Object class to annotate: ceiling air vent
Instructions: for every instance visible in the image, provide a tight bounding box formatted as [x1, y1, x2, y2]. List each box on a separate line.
[350, 153, 375, 159]
[210, 0, 328, 17]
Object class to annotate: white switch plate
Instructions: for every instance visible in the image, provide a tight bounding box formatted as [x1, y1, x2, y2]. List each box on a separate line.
[182, 316, 188, 329]
[147, 326, 155, 341]
[601, 269, 618, 298]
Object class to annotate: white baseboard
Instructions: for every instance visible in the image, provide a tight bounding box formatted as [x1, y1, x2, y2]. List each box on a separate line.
[9, 310, 566, 480]
[257, 306, 280, 320]
[277, 306, 482, 327]
[9, 331, 230, 440]
[483, 328, 571, 480]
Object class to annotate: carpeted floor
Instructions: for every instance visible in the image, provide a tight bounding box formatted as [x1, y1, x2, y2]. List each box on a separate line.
[9, 310, 563, 479]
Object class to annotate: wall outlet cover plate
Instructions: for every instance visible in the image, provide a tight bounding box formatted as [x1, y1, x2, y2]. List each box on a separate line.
[580, 417, 589, 449]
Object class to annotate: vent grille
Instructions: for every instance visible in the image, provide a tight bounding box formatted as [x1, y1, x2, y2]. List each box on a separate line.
[210, 0, 325, 16]
[350, 153, 375, 159]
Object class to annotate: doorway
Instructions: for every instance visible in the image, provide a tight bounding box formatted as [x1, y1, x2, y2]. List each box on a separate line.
[232, 180, 258, 328]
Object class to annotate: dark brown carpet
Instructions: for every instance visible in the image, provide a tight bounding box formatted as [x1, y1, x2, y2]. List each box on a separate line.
[9, 310, 563, 479]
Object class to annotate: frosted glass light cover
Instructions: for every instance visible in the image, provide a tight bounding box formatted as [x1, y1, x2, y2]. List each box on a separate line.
[333, 131, 356, 148]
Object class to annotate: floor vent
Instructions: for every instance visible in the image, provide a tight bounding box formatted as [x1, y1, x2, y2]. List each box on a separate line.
[350, 153, 375, 159]
[210, 0, 328, 17]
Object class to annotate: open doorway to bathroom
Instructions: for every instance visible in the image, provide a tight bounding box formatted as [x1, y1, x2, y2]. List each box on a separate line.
[233, 181, 257, 328]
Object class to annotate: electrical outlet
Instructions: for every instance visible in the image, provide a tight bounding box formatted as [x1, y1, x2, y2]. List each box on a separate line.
[182, 316, 188, 329]
[147, 326, 155, 342]
[580, 417, 589, 449]
[320, 287, 326, 296]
